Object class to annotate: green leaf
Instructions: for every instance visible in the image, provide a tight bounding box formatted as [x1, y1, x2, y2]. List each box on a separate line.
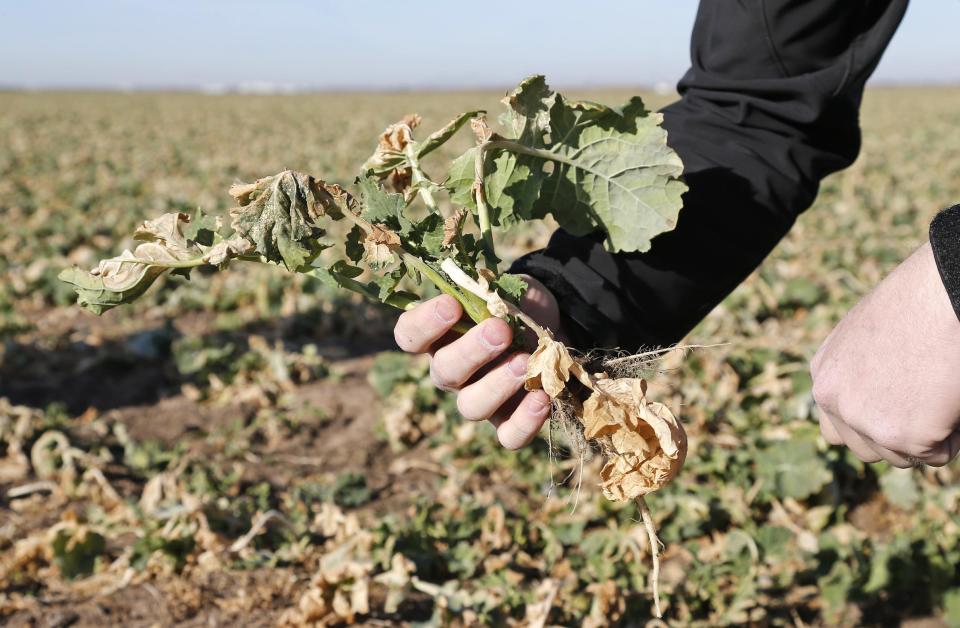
[530, 94, 686, 252]
[446, 148, 543, 226]
[498, 75, 553, 147]
[944, 588, 960, 628]
[373, 266, 406, 301]
[230, 170, 327, 270]
[494, 273, 528, 301]
[358, 175, 407, 228]
[418, 110, 485, 159]
[182, 207, 219, 246]
[449, 76, 687, 252]
[412, 213, 446, 257]
[879, 468, 921, 509]
[755, 439, 832, 500]
[311, 260, 363, 290]
[53, 528, 106, 580]
[345, 224, 365, 263]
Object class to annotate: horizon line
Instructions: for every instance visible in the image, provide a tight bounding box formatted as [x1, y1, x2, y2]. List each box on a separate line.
[1, 79, 959, 96]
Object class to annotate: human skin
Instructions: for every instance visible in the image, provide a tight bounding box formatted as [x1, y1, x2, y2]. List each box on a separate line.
[393, 275, 560, 450]
[811, 242, 960, 467]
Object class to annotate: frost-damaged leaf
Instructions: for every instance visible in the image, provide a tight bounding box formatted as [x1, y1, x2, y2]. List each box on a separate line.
[229, 170, 332, 270]
[524, 335, 591, 398]
[202, 236, 254, 266]
[499, 75, 553, 146]
[362, 224, 400, 271]
[582, 378, 687, 501]
[362, 114, 421, 192]
[417, 110, 485, 159]
[442, 208, 468, 248]
[58, 212, 209, 314]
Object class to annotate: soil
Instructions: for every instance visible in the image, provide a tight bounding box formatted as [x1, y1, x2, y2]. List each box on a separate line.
[0, 306, 425, 627]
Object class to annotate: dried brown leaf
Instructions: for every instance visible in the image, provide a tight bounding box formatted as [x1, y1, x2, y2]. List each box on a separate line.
[362, 114, 422, 193]
[442, 208, 468, 248]
[582, 378, 686, 501]
[525, 335, 591, 398]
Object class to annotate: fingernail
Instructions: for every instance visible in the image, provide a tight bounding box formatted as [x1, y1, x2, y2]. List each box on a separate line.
[434, 298, 457, 323]
[481, 321, 509, 348]
[525, 394, 550, 414]
[507, 354, 528, 377]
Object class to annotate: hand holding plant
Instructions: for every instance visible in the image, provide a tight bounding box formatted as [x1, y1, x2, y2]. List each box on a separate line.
[59, 75, 689, 616]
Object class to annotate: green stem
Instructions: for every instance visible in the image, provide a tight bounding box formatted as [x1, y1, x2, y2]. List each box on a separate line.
[338, 208, 488, 324]
[474, 143, 498, 271]
[401, 252, 489, 324]
[305, 268, 474, 335]
[486, 139, 568, 169]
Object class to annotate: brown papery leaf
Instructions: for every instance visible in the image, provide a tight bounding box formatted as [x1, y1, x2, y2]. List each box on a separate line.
[525, 335, 591, 398]
[362, 114, 422, 193]
[202, 236, 254, 266]
[442, 208, 468, 248]
[362, 223, 401, 270]
[583, 378, 686, 501]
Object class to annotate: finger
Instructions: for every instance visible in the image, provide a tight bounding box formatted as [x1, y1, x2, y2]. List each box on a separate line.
[818, 409, 844, 445]
[917, 431, 960, 467]
[855, 432, 917, 469]
[430, 318, 513, 390]
[496, 390, 551, 450]
[825, 412, 883, 463]
[456, 353, 529, 421]
[394, 295, 462, 353]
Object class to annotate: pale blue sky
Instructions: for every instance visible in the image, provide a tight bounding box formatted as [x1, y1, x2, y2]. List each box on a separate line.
[1, 1, 957, 90]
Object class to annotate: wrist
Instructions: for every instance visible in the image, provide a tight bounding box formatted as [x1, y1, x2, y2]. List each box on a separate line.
[915, 242, 960, 340]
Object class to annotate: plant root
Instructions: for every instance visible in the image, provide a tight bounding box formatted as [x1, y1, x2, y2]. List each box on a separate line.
[637, 496, 664, 618]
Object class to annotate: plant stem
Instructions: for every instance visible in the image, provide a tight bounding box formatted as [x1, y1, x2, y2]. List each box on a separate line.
[142, 256, 212, 270]
[339, 204, 489, 323]
[439, 257, 550, 342]
[401, 252, 489, 324]
[486, 139, 569, 170]
[305, 268, 474, 335]
[474, 143, 498, 271]
[404, 142, 439, 212]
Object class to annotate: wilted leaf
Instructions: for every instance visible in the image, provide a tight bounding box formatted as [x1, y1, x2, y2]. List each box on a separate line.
[58, 212, 205, 314]
[362, 114, 421, 192]
[442, 208, 468, 248]
[582, 377, 687, 501]
[524, 335, 590, 398]
[229, 170, 330, 270]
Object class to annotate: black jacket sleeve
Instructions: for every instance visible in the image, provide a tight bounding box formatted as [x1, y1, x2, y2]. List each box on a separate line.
[511, 0, 909, 351]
